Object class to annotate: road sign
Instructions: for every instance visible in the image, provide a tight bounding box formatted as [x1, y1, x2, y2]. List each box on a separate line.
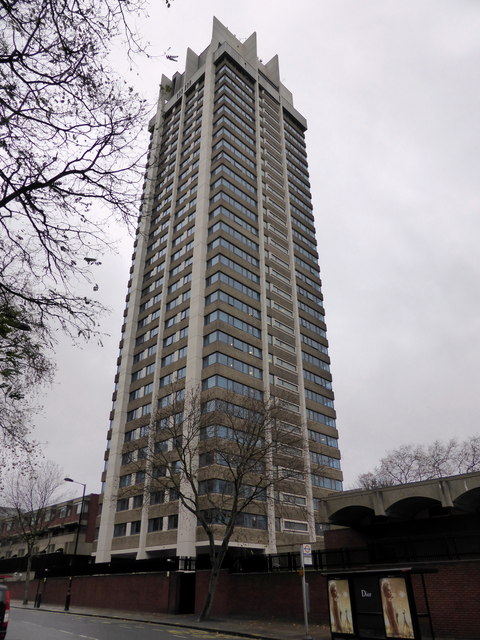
[302, 543, 313, 566]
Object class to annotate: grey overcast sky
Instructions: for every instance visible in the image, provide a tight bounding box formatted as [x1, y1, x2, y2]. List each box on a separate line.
[36, 0, 480, 495]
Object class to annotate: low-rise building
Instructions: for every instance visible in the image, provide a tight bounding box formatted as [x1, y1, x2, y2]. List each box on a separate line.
[0, 493, 99, 558]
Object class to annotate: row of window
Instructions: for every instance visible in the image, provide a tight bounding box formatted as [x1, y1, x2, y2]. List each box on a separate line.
[202, 374, 262, 400]
[310, 451, 341, 470]
[213, 150, 256, 183]
[205, 289, 260, 319]
[216, 63, 254, 95]
[204, 330, 262, 358]
[211, 176, 257, 207]
[214, 115, 255, 149]
[210, 205, 257, 235]
[215, 83, 255, 116]
[209, 220, 259, 252]
[214, 104, 256, 136]
[203, 352, 262, 379]
[205, 308, 260, 338]
[212, 162, 257, 194]
[210, 191, 257, 222]
[208, 237, 259, 267]
[113, 514, 178, 537]
[207, 254, 259, 284]
[212, 138, 256, 169]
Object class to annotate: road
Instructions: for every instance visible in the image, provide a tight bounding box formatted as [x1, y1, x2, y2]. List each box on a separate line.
[8, 608, 240, 640]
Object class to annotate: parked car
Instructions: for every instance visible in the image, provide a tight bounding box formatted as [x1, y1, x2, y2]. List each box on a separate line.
[0, 585, 9, 639]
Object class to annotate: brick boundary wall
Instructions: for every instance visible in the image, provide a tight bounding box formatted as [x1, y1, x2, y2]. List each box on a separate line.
[6, 561, 480, 638]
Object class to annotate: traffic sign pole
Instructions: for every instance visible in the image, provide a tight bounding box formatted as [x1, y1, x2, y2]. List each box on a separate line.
[300, 544, 313, 640]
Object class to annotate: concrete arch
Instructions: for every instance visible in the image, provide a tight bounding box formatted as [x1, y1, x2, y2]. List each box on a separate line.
[452, 486, 480, 513]
[385, 495, 442, 520]
[328, 505, 375, 527]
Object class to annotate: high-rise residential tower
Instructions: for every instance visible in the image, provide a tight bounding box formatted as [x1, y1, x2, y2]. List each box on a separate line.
[96, 19, 342, 563]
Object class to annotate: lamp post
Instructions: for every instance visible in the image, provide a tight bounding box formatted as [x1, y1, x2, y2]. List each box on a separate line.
[63, 477, 86, 611]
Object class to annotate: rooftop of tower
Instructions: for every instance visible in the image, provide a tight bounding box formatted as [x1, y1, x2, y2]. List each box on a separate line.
[158, 17, 305, 129]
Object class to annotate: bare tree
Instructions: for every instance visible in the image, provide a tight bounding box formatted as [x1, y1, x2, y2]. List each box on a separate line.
[356, 436, 480, 488]
[0, 0, 173, 458]
[0, 461, 64, 604]
[0, 303, 53, 473]
[121, 388, 304, 621]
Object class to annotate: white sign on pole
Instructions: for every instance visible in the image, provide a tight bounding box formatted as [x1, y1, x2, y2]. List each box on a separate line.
[302, 543, 313, 566]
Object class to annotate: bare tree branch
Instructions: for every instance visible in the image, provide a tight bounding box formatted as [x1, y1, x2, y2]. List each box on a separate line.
[0, 461, 64, 603]
[356, 436, 480, 488]
[0, 0, 173, 459]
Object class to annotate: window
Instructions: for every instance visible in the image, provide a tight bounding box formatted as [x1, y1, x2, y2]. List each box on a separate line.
[308, 429, 338, 448]
[159, 366, 186, 387]
[155, 440, 168, 454]
[302, 347, 330, 368]
[271, 376, 298, 392]
[121, 451, 134, 465]
[208, 236, 258, 267]
[306, 408, 336, 428]
[150, 490, 165, 505]
[202, 375, 262, 400]
[297, 284, 324, 308]
[116, 498, 129, 512]
[119, 474, 132, 488]
[203, 352, 262, 379]
[304, 368, 332, 390]
[305, 388, 334, 408]
[113, 523, 127, 537]
[204, 330, 261, 358]
[161, 346, 187, 367]
[206, 271, 260, 301]
[130, 520, 141, 535]
[298, 300, 325, 323]
[124, 430, 136, 442]
[268, 316, 294, 335]
[283, 520, 308, 532]
[207, 254, 259, 283]
[132, 494, 144, 509]
[141, 403, 152, 416]
[211, 163, 256, 193]
[205, 309, 260, 338]
[168, 514, 179, 530]
[310, 451, 341, 469]
[236, 512, 267, 530]
[210, 191, 257, 222]
[311, 474, 342, 491]
[280, 493, 307, 506]
[269, 354, 296, 372]
[205, 290, 260, 319]
[148, 517, 163, 532]
[209, 205, 257, 235]
[267, 299, 293, 318]
[269, 335, 296, 353]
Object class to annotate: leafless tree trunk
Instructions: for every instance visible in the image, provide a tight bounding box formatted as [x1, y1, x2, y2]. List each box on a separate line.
[121, 387, 304, 620]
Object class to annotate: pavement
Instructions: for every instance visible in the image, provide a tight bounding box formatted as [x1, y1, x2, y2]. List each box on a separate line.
[11, 600, 332, 640]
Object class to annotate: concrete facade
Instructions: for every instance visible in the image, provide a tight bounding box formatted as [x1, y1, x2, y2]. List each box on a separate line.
[96, 18, 342, 563]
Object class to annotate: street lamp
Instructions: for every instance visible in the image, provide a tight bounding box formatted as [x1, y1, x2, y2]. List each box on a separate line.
[63, 477, 87, 611]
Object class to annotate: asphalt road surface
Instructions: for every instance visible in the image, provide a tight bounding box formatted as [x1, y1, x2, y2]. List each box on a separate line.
[8, 608, 240, 640]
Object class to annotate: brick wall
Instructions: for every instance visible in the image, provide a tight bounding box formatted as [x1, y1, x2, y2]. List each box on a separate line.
[7, 561, 480, 638]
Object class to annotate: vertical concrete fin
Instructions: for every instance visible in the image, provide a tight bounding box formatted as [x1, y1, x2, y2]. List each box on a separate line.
[264, 54, 280, 85]
[241, 30, 258, 66]
[185, 48, 199, 81]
